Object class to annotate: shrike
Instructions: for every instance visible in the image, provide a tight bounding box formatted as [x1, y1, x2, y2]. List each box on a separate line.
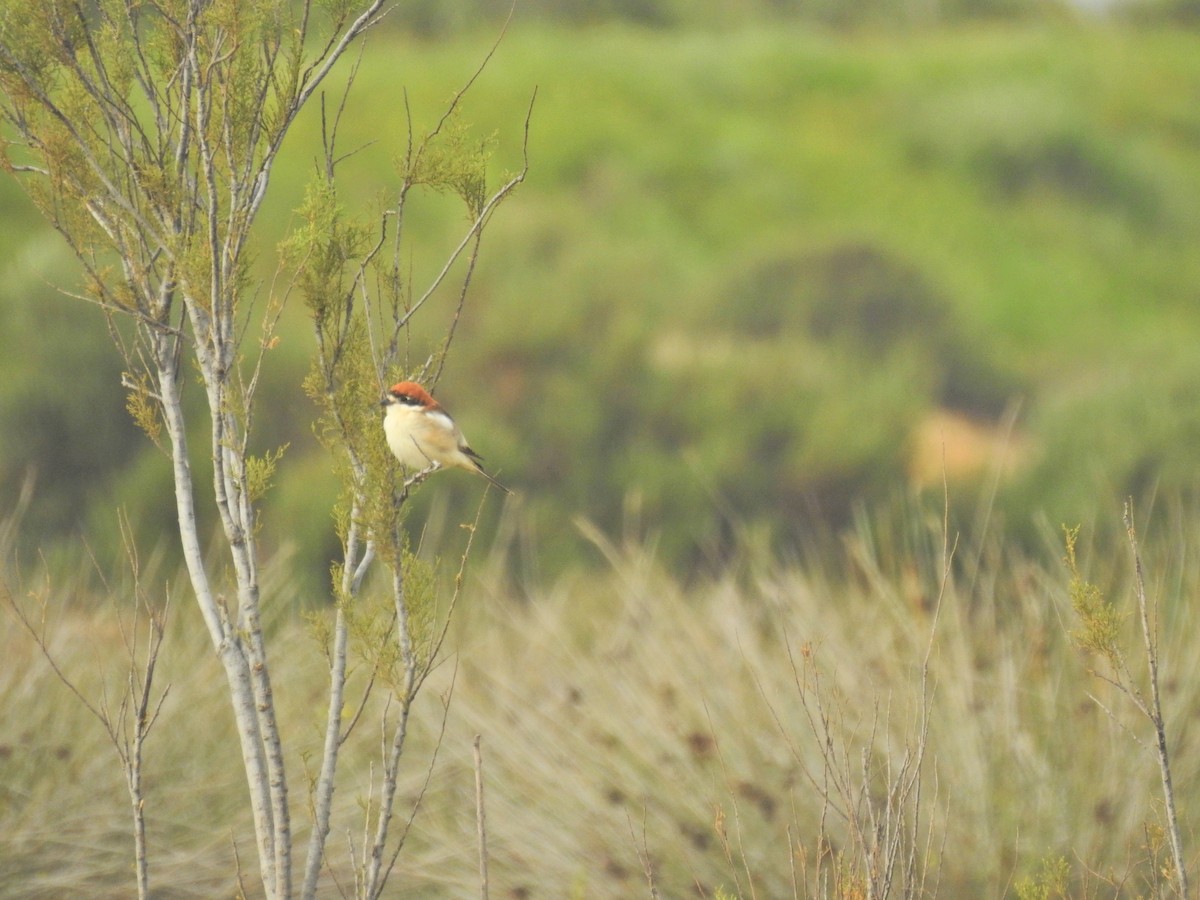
[380, 380, 510, 494]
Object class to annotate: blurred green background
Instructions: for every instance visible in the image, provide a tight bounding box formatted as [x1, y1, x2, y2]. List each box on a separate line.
[3, 0, 1200, 588]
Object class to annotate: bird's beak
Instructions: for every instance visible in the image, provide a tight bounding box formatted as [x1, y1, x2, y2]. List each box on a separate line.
[379, 397, 390, 408]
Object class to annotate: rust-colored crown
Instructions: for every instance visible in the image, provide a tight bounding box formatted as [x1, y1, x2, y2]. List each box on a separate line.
[389, 381, 438, 408]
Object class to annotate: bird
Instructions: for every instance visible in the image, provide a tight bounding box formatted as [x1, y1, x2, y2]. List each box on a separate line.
[380, 380, 511, 494]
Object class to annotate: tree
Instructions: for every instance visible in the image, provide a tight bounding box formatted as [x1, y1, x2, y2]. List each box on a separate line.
[0, 2, 525, 896]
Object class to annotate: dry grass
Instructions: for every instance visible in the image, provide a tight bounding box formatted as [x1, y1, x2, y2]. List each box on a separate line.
[3, 505, 1199, 897]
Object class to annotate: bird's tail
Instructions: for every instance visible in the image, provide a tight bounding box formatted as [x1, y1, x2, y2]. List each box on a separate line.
[473, 462, 512, 495]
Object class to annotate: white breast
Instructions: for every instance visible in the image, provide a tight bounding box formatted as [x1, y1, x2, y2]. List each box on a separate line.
[384, 404, 438, 468]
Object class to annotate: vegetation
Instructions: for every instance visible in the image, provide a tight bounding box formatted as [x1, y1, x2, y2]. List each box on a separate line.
[0, 2, 520, 897]
[4, 4, 1200, 897]
[5, 499, 1200, 895]
[4, 18, 1200, 581]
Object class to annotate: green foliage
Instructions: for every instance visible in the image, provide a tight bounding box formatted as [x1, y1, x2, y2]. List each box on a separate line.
[124, 373, 164, 451]
[284, 65, 509, 600]
[1010, 343, 1200, 534]
[390, 0, 1070, 35]
[1063, 526, 1126, 667]
[281, 180, 373, 331]
[286, 176, 401, 578]
[1120, 0, 1200, 26]
[713, 239, 1021, 416]
[7, 20, 1200, 577]
[338, 547, 437, 693]
[246, 443, 289, 505]
[0, 0, 366, 350]
[1015, 856, 1071, 900]
[399, 547, 438, 671]
[343, 581, 403, 690]
[399, 108, 496, 218]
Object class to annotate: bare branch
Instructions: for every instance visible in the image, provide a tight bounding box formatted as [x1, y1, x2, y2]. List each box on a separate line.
[1124, 503, 1188, 897]
[401, 89, 535, 347]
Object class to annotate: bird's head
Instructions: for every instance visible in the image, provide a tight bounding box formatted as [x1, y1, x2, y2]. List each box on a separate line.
[381, 380, 438, 410]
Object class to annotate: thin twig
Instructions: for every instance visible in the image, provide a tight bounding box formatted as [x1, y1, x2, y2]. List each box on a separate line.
[474, 734, 490, 900]
[624, 805, 660, 899]
[1124, 503, 1188, 898]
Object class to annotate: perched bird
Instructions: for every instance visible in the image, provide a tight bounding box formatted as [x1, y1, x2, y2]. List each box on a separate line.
[380, 380, 510, 494]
